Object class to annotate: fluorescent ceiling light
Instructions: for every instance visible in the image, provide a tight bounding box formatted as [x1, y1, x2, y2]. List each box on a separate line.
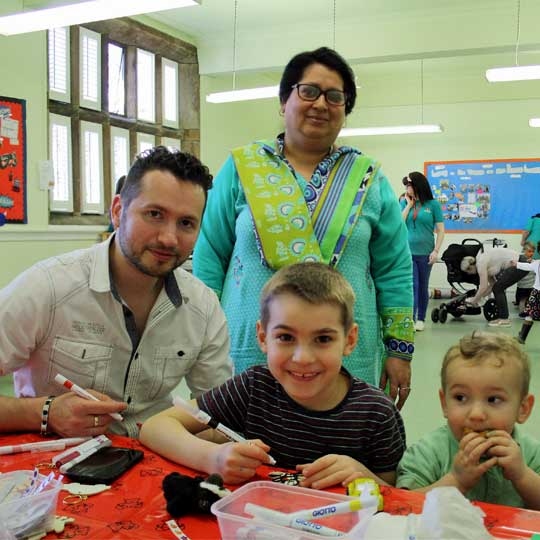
[206, 85, 279, 104]
[529, 118, 540, 128]
[486, 65, 540, 82]
[340, 124, 443, 137]
[0, 0, 200, 36]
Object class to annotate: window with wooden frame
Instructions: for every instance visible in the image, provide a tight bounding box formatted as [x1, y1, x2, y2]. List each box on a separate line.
[47, 18, 200, 225]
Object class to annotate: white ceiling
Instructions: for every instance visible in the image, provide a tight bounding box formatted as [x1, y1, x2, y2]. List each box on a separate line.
[141, 0, 540, 109]
[144, 0, 540, 73]
[4, 0, 540, 104]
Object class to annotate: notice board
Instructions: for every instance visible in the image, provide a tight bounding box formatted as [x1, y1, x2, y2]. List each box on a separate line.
[0, 96, 26, 224]
[424, 158, 540, 233]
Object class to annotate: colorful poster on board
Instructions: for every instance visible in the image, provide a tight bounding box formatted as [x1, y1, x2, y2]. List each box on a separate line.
[425, 159, 540, 233]
[0, 96, 26, 224]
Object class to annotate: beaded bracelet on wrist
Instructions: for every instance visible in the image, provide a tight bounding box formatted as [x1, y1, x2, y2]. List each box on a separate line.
[40, 395, 55, 436]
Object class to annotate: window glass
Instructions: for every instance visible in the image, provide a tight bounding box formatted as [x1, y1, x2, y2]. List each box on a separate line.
[108, 43, 125, 115]
[110, 126, 130, 197]
[49, 113, 73, 212]
[137, 48, 155, 122]
[162, 58, 178, 127]
[80, 28, 101, 110]
[80, 121, 104, 214]
[48, 27, 70, 102]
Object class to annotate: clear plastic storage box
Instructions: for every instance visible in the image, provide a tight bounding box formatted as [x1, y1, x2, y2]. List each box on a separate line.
[211, 480, 373, 540]
[0, 470, 62, 539]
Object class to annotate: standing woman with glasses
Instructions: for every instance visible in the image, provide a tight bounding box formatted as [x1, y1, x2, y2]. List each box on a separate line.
[401, 172, 445, 331]
[193, 47, 414, 409]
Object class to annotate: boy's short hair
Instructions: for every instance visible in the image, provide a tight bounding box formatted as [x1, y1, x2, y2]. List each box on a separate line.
[260, 262, 355, 331]
[441, 331, 530, 396]
[523, 241, 535, 252]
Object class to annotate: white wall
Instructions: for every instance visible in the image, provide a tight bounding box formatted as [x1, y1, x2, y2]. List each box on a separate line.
[0, 32, 103, 288]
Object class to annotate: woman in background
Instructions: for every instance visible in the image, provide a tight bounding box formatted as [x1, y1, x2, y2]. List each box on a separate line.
[521, 214, 540, 259]
[401, 172, 444, 331]
[193, 47, 414, 408]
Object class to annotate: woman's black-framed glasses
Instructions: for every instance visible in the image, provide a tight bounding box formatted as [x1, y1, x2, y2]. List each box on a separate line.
[291, 83, 347, 106]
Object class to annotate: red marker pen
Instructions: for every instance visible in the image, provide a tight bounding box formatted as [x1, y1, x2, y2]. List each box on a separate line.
[54, 373, 123, 421]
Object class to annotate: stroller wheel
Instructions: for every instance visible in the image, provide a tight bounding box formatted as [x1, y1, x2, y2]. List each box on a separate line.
[483, 298, 499, 321]
[431, 308, 439, 323]
[439, 306, 448, 323]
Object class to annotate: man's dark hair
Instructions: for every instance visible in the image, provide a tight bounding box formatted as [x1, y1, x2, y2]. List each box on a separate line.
[114, 175, 126, 195]
[121, 146, 213, 207]
[279, 47, 357, 115]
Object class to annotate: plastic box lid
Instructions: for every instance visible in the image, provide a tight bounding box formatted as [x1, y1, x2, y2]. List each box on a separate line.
[211, 480, 372, 540]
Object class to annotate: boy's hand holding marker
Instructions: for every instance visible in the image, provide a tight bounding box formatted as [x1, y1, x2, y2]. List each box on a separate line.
[173, 396, 276, 484]
[207, 437, 275, 484]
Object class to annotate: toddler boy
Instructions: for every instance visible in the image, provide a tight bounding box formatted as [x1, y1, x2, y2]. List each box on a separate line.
[397, 332, 540, 508]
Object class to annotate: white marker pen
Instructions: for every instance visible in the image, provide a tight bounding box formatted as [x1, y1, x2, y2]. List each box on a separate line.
[244, 503, 344, 537]
[52, 434, 111, 466]
[0, 437, 90, 456]
[289, 499, 362, 521]
[59, 436, 112, 473]
[172, 396, 276, 465]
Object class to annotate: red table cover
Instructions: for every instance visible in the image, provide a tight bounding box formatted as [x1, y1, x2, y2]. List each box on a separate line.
[1, 433, 539, 539]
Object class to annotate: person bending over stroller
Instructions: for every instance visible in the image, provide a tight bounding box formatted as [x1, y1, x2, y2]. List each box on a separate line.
[461, 247, 529, 327]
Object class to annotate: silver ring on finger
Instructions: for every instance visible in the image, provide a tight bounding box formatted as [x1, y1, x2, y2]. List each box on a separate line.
[93, 415, 100, 428]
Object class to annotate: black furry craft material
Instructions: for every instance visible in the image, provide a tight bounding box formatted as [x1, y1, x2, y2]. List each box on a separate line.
[162, 472, 230, 517]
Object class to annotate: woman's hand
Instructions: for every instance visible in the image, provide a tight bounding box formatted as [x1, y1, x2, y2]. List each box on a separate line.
[379, 356, 411, 410]
[404, 193, 415, 206]
[429, 250, 439, 265]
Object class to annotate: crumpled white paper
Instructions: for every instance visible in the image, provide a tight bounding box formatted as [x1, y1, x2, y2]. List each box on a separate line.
[361, 487, 493, 539]
[417, 487, 493, 539]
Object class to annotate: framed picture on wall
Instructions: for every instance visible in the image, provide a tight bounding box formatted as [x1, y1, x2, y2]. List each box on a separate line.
[0, 96, 26, 224]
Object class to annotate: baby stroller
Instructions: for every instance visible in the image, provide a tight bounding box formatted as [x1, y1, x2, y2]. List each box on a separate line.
[431, 238, 501, 324]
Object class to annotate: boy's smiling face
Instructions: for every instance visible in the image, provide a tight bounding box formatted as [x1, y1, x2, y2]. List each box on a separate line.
[256, 293, 358, 411]
[439, 355, 534, 440]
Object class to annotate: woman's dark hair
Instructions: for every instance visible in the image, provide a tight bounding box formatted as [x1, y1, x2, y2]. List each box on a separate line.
[279, 47, 357, 115]
[407, 171, 434, 204]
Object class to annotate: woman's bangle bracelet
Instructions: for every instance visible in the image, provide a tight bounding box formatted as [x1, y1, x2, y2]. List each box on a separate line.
[40, 395, 55, 436]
